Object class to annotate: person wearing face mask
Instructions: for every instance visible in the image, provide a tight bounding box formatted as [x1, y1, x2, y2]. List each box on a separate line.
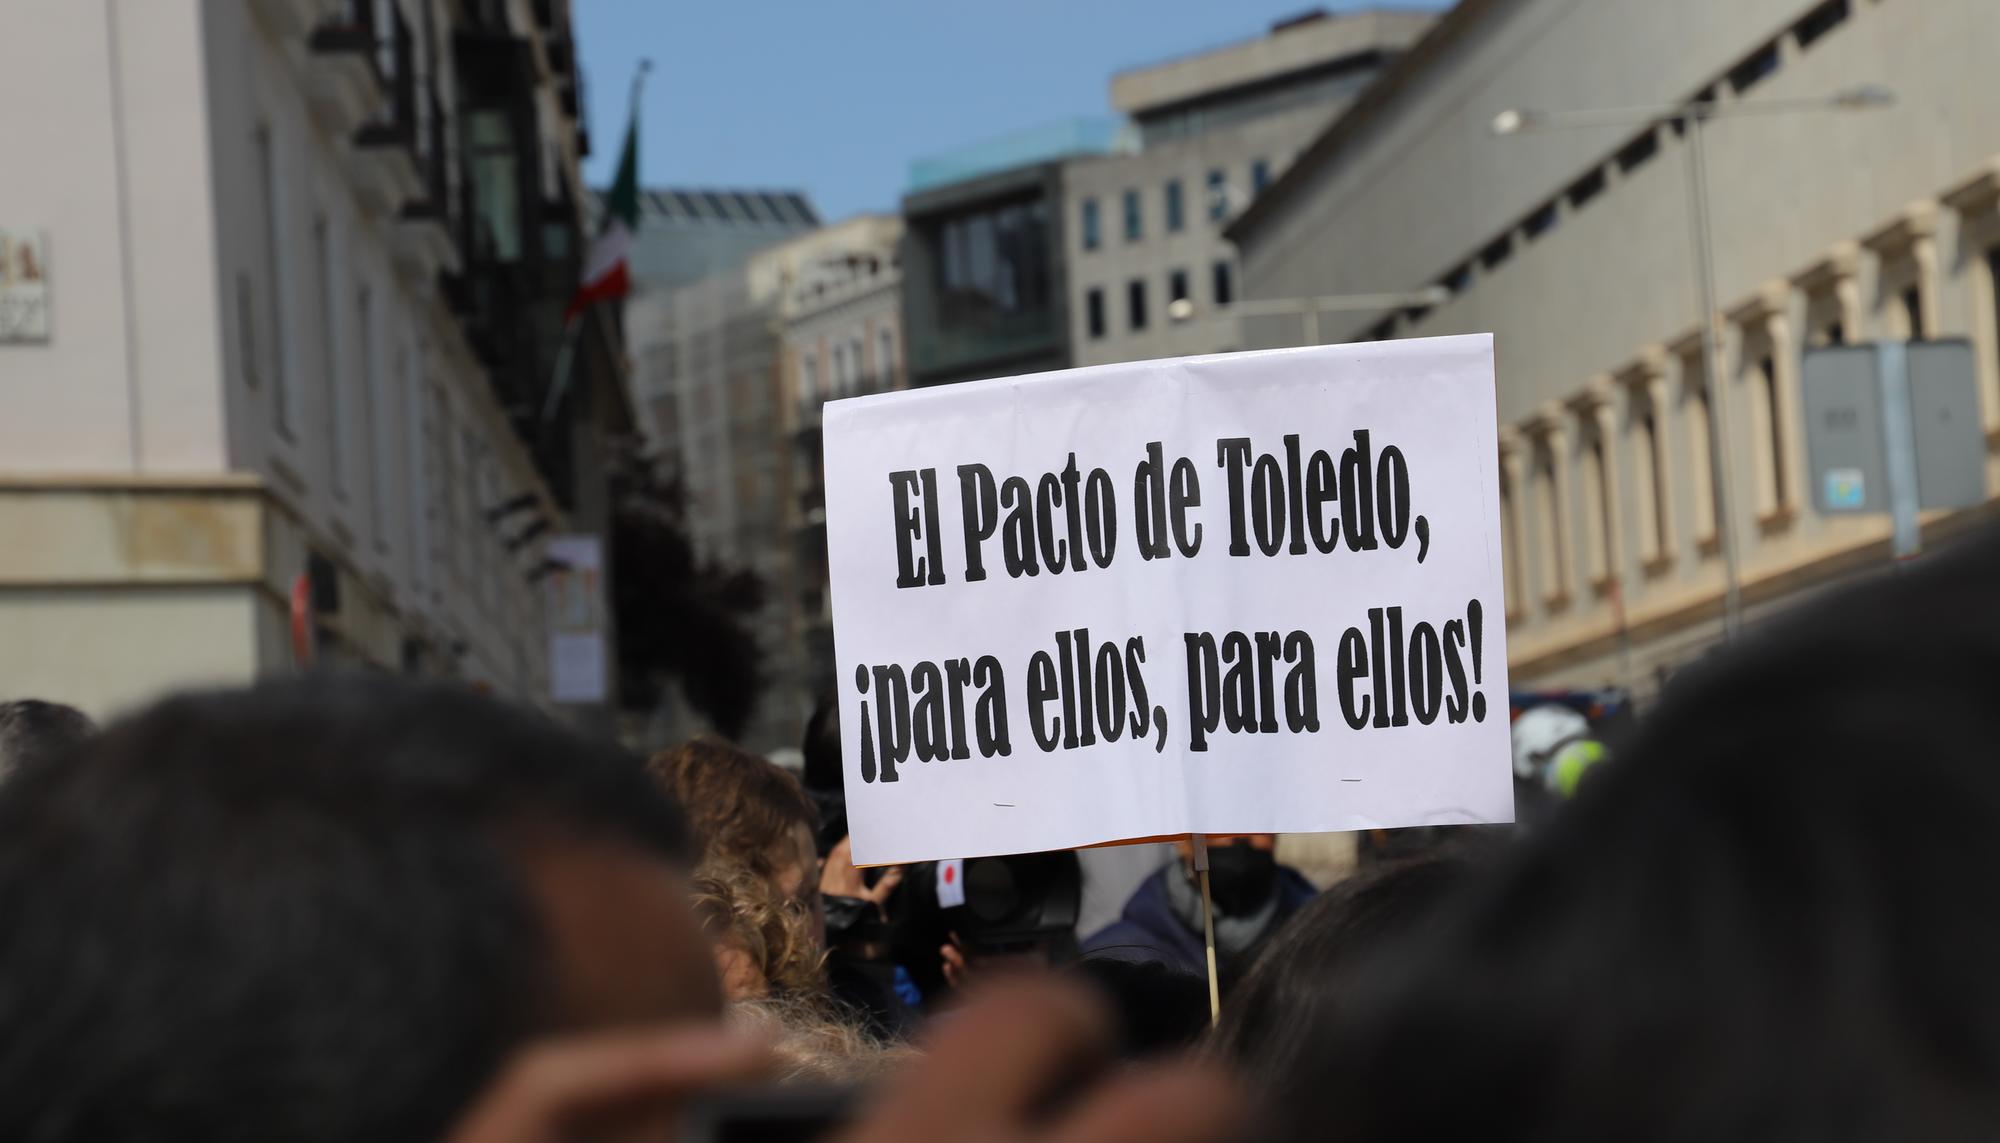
[1080, 835, 1316, 993]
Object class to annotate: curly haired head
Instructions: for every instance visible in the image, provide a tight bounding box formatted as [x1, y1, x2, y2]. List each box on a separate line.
[647, 739, 816, 883]
[690, 863, 825, 1000]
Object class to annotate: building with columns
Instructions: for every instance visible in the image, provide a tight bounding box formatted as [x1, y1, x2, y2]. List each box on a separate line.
[1229, 0, 2000, 697]
[0, 0, 620, 718]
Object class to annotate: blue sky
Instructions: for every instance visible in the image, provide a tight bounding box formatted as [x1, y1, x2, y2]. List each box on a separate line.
[576, 1, 1449, 222]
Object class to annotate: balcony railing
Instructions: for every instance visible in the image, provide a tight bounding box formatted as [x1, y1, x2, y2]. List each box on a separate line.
[397, 76, 462, 275]
[309, 0, 377, 59]
[305, 0, 386, 136]
[355, 5, 416, 151]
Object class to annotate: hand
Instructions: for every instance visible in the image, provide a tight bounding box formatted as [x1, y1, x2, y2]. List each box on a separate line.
[835, 977, 1244, 1143]
[443, 1025, 769, 1143]
[940, 931, 971, 990]
[821, 836, 904, 913]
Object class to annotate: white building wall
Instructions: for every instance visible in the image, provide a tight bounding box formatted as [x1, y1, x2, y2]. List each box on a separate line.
[0, 0, 579, 710]
[0, 0, 229, 473]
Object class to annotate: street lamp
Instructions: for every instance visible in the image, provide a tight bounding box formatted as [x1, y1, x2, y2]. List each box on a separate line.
[1489, 84, 1892, 640]
[1169, 285, 1451, 344]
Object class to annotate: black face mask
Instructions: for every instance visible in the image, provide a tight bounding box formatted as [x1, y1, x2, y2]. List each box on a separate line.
[1204, 844, 1279, 915]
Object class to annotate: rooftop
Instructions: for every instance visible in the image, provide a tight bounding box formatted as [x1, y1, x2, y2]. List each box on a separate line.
[1110, 7, 1437, 119]
[629, 187, 820, 227]
[906, 117, 1133, 194]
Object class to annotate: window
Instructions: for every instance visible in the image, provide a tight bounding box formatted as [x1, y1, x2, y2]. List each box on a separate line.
[1728, 41, 1781, 94]
[801, 351, 819, 402]
[1794, 0, 1850, 50]
[433, 385, 457, 576]
[1633, 400, 1672, 565]
[1251, 159, 1271, 195]
[1165, 178, 1184, 232]
[1754, 355, 1790, 510]
[236, 274, 259, 389]
[468, 111, 523, 262]
[455, 425, 477, 578]
[1533, 441, 1569, 605]
[1902, 286, 1926, 340]
[851, 336, 865, 382]
[1169, 269, 1189, 304]
[656, 338, 680, 387]
[878, 325, 897, 380]
[1207, 169, 1227, 221]
[831, 343, 847, 391]
[358, 283, 386, 541]
[933, 196, 1054, 324]
[1081, 197, 1100, 251]
[1523, 202, 1558, 241]
[1685, 363, 1719, 545]
[1988, 246, 2000, 382]
[1567, 169, 1606, 210]
[1499, 461, 1525, 617]
[1582, 432, 1616, 585]
[314, 215, 348, 498]
[256, 125, 294, 436]
[1123, 189, 1142, 242]
[1086, 288, 1106, 339]
[1127, 278, 1148, 332]
[1616, 129, 1659, 174]
[405, 347, 430, 591]
[1211, 260, 1233, 306]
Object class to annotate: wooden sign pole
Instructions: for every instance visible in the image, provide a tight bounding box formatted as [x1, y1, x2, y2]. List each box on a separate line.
[1191, 834, 1220, 1026]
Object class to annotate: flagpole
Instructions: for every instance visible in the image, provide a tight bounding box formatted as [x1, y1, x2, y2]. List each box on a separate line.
[541, 59, 652, 427]
[539, 313, 583, 424]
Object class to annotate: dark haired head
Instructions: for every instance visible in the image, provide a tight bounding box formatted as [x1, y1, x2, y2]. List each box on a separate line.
[1209, 852, 1469, 1085]
[0, 674, 706, 1143]
[801, 693, 848, 856]
[1075, 956, 1212, 1058]
[0, 698, 94, 775]
[802, 690, 843, 795]
[1268, 528, 2000, 1142]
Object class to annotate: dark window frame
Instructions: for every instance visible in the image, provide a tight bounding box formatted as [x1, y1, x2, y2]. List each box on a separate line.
[1794, 0, 1851, 50]
[1727, 42, 1780, 95]
[1616, 129, 1659, 174]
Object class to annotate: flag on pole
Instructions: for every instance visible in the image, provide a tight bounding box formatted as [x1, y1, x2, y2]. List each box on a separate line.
[566, 106, 640, 320]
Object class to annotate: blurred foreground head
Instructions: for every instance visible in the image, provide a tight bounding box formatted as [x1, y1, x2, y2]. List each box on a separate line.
[1210, 852, 1469, 1087]
[0, 675, 718, 1143]
[1274, 529, 2000, 1141]
[0, 697, 94, 776]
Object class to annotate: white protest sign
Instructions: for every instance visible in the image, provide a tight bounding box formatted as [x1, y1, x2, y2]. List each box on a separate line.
[824, 334, 1512, 866]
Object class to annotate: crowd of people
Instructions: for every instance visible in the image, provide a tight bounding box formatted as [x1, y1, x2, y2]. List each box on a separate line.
[2, 524, 2000, 1140]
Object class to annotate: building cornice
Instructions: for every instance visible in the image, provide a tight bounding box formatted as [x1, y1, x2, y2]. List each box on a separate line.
[1861, 200, 1940, 253]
